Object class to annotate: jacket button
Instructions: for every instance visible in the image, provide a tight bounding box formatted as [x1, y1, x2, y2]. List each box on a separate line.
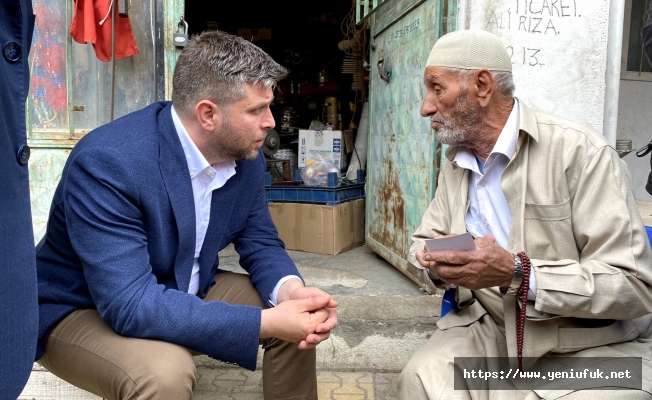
[17, 145, 30, 165]
[3, 42, 22, 62]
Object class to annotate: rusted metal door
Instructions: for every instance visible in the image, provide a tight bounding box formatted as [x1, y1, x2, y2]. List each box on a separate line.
[365, 0, 456, 293]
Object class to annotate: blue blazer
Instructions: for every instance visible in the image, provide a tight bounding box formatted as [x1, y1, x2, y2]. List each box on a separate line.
[0, 0, 38, 396]
[35, 102, 300, 370]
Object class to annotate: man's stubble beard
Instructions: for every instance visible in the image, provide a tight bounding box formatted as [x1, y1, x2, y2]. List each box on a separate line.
[211, 118, 260, 162]
[432, 88, 482, 145]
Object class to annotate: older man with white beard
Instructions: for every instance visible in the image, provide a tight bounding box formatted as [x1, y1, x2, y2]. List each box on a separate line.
[399, 30, 652, 400]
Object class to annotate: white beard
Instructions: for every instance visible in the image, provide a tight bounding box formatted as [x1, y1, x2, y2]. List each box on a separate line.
[430, 89, 481, 145]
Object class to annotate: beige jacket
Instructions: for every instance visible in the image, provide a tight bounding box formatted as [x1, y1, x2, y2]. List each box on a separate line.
[409, 102, 652, 374]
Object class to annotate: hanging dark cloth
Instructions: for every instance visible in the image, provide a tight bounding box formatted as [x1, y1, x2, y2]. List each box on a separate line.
[637, 141, 652, 196]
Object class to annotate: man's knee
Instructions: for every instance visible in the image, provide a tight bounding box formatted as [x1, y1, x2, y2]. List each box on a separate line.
[398, 353, 432, 399]
[128, 353, 197, 399]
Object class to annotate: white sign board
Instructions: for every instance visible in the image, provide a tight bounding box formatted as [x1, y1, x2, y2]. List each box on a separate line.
[466, 0, 610, 132]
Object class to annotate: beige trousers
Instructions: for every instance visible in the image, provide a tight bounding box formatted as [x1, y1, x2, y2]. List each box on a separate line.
[398, 313, 651, 400]
[39, 272, 317, 400]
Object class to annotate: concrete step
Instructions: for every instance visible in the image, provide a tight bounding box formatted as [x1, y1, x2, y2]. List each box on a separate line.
[218, 244, 442, 372]
[21, 245, 442, 399]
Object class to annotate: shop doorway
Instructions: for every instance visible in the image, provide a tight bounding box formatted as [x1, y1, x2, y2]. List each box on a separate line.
[184, 0, 369, 182]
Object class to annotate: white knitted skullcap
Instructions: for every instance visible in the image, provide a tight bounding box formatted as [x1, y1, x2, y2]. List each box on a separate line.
[426, 30, 512, 72]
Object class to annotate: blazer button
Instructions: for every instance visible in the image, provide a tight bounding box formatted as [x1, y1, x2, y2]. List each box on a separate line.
[3, 42, 22, 62]
[17, 145, 30, 165]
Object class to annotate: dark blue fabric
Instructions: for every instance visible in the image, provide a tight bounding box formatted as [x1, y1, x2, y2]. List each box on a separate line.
[644, 6, 652, 195]
[35, 102, 300, 370]
[0, 0, 38, 397]
[643, 5, 652, 66]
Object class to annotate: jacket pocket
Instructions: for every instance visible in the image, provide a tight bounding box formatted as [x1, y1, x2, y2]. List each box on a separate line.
[557, 320, 638, 352]
[524, 198, 571, 221]
[523, 199, 578, 261]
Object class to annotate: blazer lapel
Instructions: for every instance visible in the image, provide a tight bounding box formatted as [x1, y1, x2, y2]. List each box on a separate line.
[157, 104, 196, 292]
[197, 172, 239, 297]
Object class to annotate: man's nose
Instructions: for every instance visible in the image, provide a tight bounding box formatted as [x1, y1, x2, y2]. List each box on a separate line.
[420, 95, 437, 117]
[262, 108, 275, 129]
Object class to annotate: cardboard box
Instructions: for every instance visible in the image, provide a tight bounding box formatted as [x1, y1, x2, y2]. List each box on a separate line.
[298, 130, 346, 169]
[268, 199, 365, 255]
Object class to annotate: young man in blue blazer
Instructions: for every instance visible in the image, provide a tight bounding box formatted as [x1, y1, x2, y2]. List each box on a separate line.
[0, 0, 38, 397]
[35, 30, 337, 400]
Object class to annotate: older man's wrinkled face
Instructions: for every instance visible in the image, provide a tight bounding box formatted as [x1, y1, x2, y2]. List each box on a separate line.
[420, 66, 481, 145]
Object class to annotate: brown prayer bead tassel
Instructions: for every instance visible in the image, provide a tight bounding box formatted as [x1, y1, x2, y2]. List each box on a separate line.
[515, 251, 531, 371]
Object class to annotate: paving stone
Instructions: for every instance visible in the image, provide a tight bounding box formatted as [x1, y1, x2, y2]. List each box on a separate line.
[373, 373, 399, 400]
[191, 369, 397, 400]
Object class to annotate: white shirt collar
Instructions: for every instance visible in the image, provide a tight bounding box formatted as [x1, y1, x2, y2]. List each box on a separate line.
[170, 106, 236, 179]
[453, 99, 519, 171]
[171, 106, 211, 179]
[491, 98, 519, 160]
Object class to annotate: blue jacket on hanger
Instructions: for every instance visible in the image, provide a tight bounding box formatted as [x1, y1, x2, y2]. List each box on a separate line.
[0, 0, 38, 397]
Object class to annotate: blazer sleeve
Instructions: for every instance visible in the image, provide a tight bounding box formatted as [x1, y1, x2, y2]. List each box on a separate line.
[531, 147, 652, 320]
[64, 147, 262, 370]
[233, 153, 302, 304]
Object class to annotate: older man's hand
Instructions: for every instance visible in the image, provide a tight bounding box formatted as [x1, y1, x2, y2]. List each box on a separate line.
[415, 234, 514, 290]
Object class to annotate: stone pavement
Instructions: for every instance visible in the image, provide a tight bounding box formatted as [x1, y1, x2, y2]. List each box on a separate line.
[637, 199, 652, 226]
[192, 369, 398, 400]
[21, 364, 399, 400]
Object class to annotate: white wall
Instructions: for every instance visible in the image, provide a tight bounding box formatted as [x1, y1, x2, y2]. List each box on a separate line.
[618, 79, 652, 201]
[465, 0, 611, 132]
[459, 1, 652, 202]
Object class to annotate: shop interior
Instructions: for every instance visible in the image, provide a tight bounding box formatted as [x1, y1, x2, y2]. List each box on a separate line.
[184, 0, 369, 182]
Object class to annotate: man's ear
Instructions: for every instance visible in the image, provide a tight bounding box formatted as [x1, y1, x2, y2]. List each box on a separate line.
[195, 100, 222, 132]
[475, 69, 495, 108]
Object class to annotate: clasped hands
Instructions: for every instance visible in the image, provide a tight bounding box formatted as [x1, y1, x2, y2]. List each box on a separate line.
[415, 234, 515, 290]
[260, 279, 338, 350]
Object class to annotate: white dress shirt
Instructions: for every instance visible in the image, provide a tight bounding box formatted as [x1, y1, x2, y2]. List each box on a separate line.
[171, 107, 300, 301]
[452, 100, 537, 298]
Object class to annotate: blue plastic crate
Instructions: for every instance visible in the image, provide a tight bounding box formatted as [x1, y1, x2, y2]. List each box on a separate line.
[646, 226, 652, 248]
[265, 182, 365, 206]
[265, 171, 365, 206]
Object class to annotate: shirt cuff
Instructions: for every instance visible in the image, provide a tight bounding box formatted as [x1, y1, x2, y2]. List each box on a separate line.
[527, 265, 536, 301]
[269, 275, 303, 306]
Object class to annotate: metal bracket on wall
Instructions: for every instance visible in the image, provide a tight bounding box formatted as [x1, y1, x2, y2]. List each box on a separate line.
[377, 58, 391, 82]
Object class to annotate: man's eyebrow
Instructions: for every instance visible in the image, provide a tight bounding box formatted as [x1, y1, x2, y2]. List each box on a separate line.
[249, 97, 274, 109]
[425, 74, 443, 84]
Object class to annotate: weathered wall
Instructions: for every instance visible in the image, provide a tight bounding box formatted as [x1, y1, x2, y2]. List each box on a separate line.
[618, 79, 652, 201]
[29, 148, 72, 243]
[465, 0, 610, 132]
